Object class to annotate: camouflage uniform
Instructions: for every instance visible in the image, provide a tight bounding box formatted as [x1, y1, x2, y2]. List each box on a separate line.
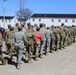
[60, 24, 65, 49]
[45, 27, 53, 54]
[72, 25, 76, 43]
[40, 26, 46, 57]
[55, 27, 61, 50]
[5, 26, 15, 62]
[13, 26, 27, 69]
[5, 25, 11, 53]
[51, 27, 56, 51]
[0, 33, 6, 65]
[25, 26, 36, 63]
[67, 27, 71, 46]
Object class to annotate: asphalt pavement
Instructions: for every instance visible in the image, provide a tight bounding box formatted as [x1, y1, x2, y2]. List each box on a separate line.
[0, 42, 76, 75]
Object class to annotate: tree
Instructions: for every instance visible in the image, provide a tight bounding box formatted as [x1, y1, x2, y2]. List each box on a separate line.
[23, 8, 32, 20]
[16, 0, 32, 24]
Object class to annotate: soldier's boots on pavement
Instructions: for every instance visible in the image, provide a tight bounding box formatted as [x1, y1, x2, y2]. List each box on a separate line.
[40, 54, 44, 58]
[28, 59, 33, 63]
[45, 52, 49, 56]
[2, 60, 6, 65]
[1, 59, 6, 65]
[17, 63, 20, 69]
[35, 57, 39, 61]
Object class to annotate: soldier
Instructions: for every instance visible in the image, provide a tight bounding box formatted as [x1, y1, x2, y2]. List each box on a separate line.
[33, 24, 38, 32]
[55, 26, 61, 51]
[45, 27, 53, 55]
[14, 23, 19, 32]
[60, 23, 66, 49]
[0, 32, 6, 65]
[34, 27, 42, 61]
[23, 23, 28, 30]
[64, 26, 68, 47]
[72, 25, 76, 43]
[5, 24, 11, 54]
[51, 25, 56, 51]
[67, 26, 71, 46]
[6, 26, 15, 63]
[39, 23, 46, 58]
[13, 26, 27, 69]
[25, 25, 36, 63]
[27, 22, 31, 29]
[22, 23, 28, 33]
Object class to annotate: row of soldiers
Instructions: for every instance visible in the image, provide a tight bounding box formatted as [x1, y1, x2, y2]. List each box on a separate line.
[0, 22, 76, 69]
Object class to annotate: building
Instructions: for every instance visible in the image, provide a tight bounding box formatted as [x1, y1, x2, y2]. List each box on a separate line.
[1, 14, 76, 29]
[0, 16, 19, 29]
[26, 14, 76, 26]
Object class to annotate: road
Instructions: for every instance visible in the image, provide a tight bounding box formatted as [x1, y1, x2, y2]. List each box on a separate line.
[0, 42, 76, 75]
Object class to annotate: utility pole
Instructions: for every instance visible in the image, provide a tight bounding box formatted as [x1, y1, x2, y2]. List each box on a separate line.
[3, 0, 6, 29]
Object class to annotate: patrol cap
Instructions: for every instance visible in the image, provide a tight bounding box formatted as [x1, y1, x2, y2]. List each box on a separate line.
[15, 23, 19, 26]
[47, 27, 50, 29]
[8, 24, 11, 28]
[61, 23, 64, 26]
[36, 27, 40, 31]
[28, 25, 32, 29]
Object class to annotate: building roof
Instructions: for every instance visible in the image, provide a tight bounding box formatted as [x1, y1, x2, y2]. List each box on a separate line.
[0, 16, 14, 19]
[31, 14, 76, 18]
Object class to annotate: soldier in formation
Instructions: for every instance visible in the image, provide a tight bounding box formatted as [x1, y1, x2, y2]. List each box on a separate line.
[0, 22, 76, 69]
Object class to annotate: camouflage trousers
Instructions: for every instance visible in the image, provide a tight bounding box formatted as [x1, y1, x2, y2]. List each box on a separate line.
[56, 38, 60, 50]
[40, 40, 46, 55]
[52, 38, 56, 50]
[0, 45, 5, 63]
[6, 43, 15, 58]
[15, 45, 25, 64]
[60, 36, 65, 49]
[46, 38, 51, 53]
[26, 43, 35, 59]
[35, 43, 40, 58]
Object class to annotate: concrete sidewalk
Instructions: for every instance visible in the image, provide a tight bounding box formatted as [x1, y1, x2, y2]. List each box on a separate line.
[0, 42, 76, 75]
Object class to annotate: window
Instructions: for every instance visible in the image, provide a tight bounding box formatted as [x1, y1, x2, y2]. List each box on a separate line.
[33, 18, 35, 21]
[9, 20, 10, 22]
[58, 19, 61, 22]
[39, 18, 41, 22]
[2, 20, 3, 22]
[65, 19, 68, 22]
[5, 20, 7, 22]
[52, 19, 54, 22]
[72, 19, 75, 23]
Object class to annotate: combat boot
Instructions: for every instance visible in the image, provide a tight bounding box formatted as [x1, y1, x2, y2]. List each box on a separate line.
[17, 63, 20, 69]
[1, 59, 6, 65]
[28, 58, 33, 63]
[45, 52, 49, 56]
[25, 55, 29, 61]
[35, 57, 39, 61]
[40, 54, 43, 58]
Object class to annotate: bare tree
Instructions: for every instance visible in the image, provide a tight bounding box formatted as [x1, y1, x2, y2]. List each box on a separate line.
[16, 0, 26, 24]
[16, 0, 32, 24]
[23, 8, 32, 20]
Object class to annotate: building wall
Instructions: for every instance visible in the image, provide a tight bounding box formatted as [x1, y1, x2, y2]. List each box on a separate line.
[0, 17, 19, 29]
[26, 18, 76, 27]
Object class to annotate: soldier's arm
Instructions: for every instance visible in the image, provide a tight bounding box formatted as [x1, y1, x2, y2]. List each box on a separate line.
[23, 33, 27, 45]
[33, 33, 37, 44]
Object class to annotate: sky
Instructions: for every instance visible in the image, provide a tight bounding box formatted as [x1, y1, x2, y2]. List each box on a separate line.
[0, 0, 76, 16]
